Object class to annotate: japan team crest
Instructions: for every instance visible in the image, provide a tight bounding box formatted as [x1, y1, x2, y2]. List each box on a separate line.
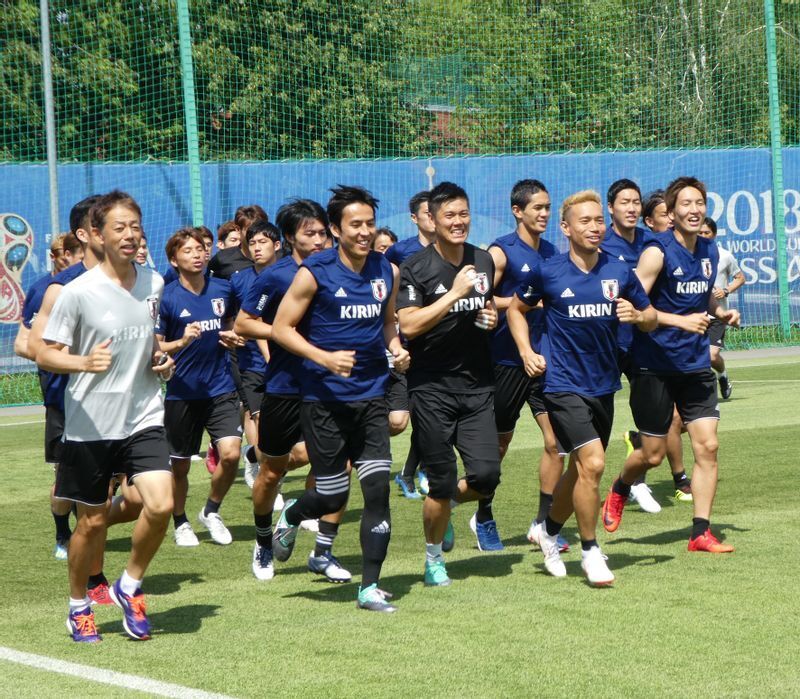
[473, 272, 489, 295]
[146, 295, 159, 321]
[701, 258, 712, 279]
[371, 278, 387, 302]
[601, 279, 619, 301]
[211, 297, 226, 317]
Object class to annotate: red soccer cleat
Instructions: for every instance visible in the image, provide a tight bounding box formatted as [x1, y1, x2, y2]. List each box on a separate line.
[602, 486, 628, 533]
[688, 529, 734, 553]
[205, 443, 219, 474]
[88, 581, 114, 606]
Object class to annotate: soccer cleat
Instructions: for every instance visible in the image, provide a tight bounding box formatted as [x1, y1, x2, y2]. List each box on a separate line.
[197, 509, 232, 545]
[243, 456, 259, 490]
[539, 528, 567, 578]
[468, 514, 504, 551]
[54, 537, 69, 561]
[356, 584, 397, 613]
[417, 469, 430, 496]
[442, 519, 455, 553]
[424, 559, 452, 587]
[109, 580, 151, 640]
[394, 473, 421, 500]
[66, 606, 102, 643]
[526, 521, 570, 553]
[602, 487, 628, 532]
[629, 483, 662, 514]
[688, 529, 734, 553]
[87, 581, 113, 606]
[300, 519, 319, 533]
[273, 492, 285, 512]
[719, 375, 733, 400]
[174, 522, 200, 547]
[308, 550, 352, 583]
[581, 546, 615, 586]
[205, 443, 219, 474]
[252, 543, 275, 581]
[675, 482, 693, 502]
[272, 498, 299, 562]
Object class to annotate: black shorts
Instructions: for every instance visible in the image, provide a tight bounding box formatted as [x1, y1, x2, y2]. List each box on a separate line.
[543, 392, 615, 455]
[629, 370, 719, 436]
[409, 388, 500, 499]
[55, 426, 171, 506]
[44, 405, 65, 465]
[493, 364, 546, 433]
[385, 369, 409, 413]
[229, 349, 245, 405]
[301, 398, 391, 479]
[164, 391, 242, 458]
[240, 369, 265, 416]
[707, 319, 727, 349]
[617, 348, 634, 381]
[258, 394, 303, 458]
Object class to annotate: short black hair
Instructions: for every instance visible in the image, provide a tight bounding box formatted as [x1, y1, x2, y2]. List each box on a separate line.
[607, 179, 641, 205]
[408, 190, 430, 215]
[642, 190, 665, 221]
[375, 227, 397, 243]
[510, 179, 548, 210]
[246, 219, 281, 244]
[69, 195, 102, 235]
[327, 186, 379, 228]
[275, 199, 329, 241]
[195, 225, 214, 243]
[703, 216, 718, 235]
[428, 182, 469, 217]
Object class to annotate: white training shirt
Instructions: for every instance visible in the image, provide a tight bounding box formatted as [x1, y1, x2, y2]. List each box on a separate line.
[43, 264, 165, 441]
[715, 244, 742, 311]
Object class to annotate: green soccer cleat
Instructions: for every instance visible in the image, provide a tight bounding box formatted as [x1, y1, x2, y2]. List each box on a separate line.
[424, 559, 452, 587]
[442, 519, 455, 553]
[272, 498, 299, 562]
[356, 583, 397, 613]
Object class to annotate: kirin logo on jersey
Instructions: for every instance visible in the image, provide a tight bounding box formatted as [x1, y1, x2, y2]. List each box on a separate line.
[371, 278, 387, 302]
[473, 272, 489, 295]
[211, 298, 226, 317]
[146, 295, 159, 321]
[601, 279, 619, 301]
[701, 258, 712, 279]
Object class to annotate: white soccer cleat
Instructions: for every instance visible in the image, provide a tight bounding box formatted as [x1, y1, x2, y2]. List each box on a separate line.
[198, 509, 233, 545]
[252, 543, 275, 581]
[300, 519, 319, 533]
[273, 492, 285, 512]
[527, 520, 542, 547]
[539, 528, 567, 578]
[581, 546, 615, 586]
[629, 483, 662, 513]
[174, 522, 200, 547]
[243, 459, 259, 490]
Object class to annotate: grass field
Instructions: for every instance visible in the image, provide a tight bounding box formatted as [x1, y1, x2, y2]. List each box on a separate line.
[1, 353, 799, 698]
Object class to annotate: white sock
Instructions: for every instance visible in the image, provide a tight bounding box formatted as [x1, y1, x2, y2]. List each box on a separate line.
[69, 596, 90, 611]
[120, 569, 142, 596]
[425, 542, 443, 562]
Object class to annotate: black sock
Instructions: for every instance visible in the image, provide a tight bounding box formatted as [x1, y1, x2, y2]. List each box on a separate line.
[254, 513, 273, 548]
[476, 495, 494, 523]
[88, 572, 108, 588]
[315, 520, 340, 556]
[544, 515, 563, 537]
[613, 478, 632, 498]
[52, 511, 71, 540]
[536, 491, 553, 524]
[173, 512, 189, 528]
[245, 445, 257, 463]
[204, 499, 221, 516]
[581, 539, 598, 552]
[691, 517, 710, 540]
[400, 436, 419, 480]
[359, 472, 391, 588]
[673, 470, 690, 487]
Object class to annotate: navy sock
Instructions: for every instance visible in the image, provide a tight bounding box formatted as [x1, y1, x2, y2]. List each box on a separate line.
[691, 517, 710, 540]
[204, 499, 221, 516]
[476, 495, 494, 523]
[544, 515, 563, 537]
[581, 539, 598, 552]
[536, 491, 553, 524]
[173, 512, 189, 528]
[53, 511, 71, 540]
[613, 478, 632, 498]
[254, 513, 272, 548]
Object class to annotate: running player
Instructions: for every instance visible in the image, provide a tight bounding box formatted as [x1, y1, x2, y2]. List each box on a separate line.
[603, 176, 740, 553]
[488, 179, 561, 552]
[135, 233, 150, 266]
[372, 227, 397, 254]
[698, 216, 744, 399]
[37, 190, 175, 642]
[507, 190, 656, 585]
[217, 220, 241, 251]
[156, 228, 244, 547]
[643, 190, 671, 233]
[271, 186, 408, 612]
[397, 181, 500, 586]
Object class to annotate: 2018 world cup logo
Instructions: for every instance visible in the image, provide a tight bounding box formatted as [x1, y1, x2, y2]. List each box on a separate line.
[0, 214, 33, 324]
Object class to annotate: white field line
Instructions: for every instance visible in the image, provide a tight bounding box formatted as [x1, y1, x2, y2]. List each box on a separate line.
[0, 419, 45, 427]
[0, 646, 236, 699]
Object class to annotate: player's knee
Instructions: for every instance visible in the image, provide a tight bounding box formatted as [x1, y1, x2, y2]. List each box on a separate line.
[79, 509, 107, 536]
[217, 442, 241, 465]
[643, 447, 666, 469]
[466, 463, 501, 496]
[288, 443, 308, 468]
[388, 411, 409, 436]
[576, 454, 605, 481]
[693, 434, 719, 458]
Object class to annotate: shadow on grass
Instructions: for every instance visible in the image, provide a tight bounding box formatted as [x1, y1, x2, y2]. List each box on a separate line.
[145, 572, 206, 595]
[100, 603, 222, 637]
[605, 522, 748, 547]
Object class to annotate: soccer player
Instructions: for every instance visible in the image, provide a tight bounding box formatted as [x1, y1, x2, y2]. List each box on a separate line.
[372, 227, 398, 254]
[37, 190, 175, 642]
[135, 233, 150, 266]
[507, 190, 656, 585]
[487, 179, 561, 553]
[643, 190, 671, 233]
[271, 186, 408, 612]
[217, 220, 242, 251]
[396, 181, 500, 587]
[699, 216, 744, 399]
[156, 228, 244, 547]
[603, 176, 740, 553]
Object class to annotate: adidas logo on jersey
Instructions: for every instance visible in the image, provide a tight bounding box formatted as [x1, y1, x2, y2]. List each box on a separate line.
[618, 255, 625, 261]
[521, 263, 530, 272]
[102, 310, 115, 321]
[371, 520, 391, 534]
[560, 288, 575, 298]
[434, 283, 448, 294]
[179, 308, 191, 318]
[674, 266, 684, 276]
[335, 287, 347, 298]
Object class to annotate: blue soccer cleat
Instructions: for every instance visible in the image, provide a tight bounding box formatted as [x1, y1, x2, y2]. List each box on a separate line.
[66, 606, 102, 643]
[394, 473, 421, 500]
[469, 514, 504, 551]
[109, 580, 151, 640]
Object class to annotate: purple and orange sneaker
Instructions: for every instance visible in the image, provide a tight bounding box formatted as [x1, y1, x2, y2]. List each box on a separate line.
[66, 606, 102, 643]
[109, 580, 151, 640]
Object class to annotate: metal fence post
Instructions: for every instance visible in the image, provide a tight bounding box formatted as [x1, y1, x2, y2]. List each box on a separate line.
[39, 0, 59, 239]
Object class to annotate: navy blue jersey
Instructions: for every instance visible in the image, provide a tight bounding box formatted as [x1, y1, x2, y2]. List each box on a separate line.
[519, 252, 651, 397]
[50, 261, 87, 288]
[600, 225, 655, 352]
[22, 273, 52, 329]
[230, 268, 267, 374]
[157, 277, 237, 400]
[489, 232, 558, 366]
[385, 236, 426, 266]
[242, 256, 303, 396]
[298, 248, 392, 402]
[632, 233, 719, 374]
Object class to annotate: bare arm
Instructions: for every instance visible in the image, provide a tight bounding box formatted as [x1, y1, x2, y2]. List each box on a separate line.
[157, 322, 201, 355]
[507, 294, 546, 377]
[13, 323, 33, 360]
[384, 267, 409, 372]
[616, 300, 658, 332]
[27, 283, 61, 360]
[234, 308, 272, 341]
[488, 246, 512, 311]
[37, 339, 112, 375]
